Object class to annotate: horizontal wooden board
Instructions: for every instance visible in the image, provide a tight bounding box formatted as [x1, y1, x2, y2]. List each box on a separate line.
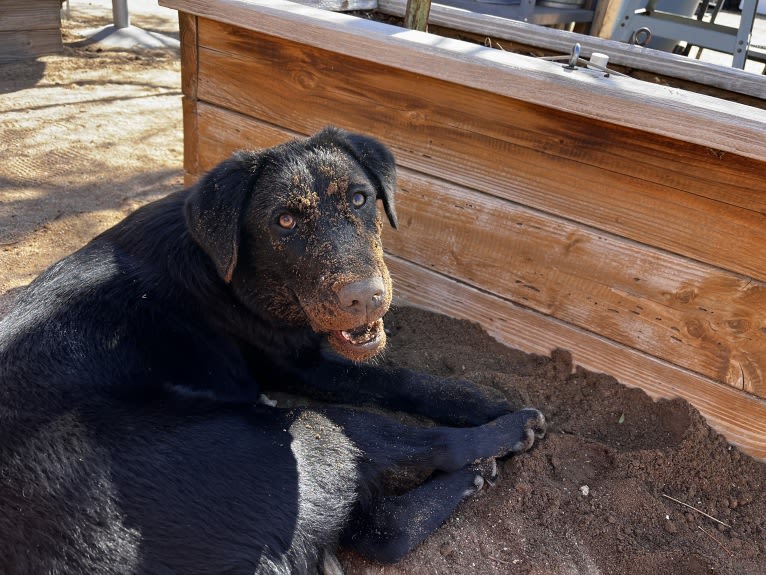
[385, 254, 766, 462]
[0, 30, 62, 61]
[194, 19, 766, 214]
[192, 21, 766, 283]
[384, 171, 766, 395]
[192, 103, 766, 395]
[0, 0, 61, 32]
[161, 0, 766, 161]
[291, 0, 378, 10]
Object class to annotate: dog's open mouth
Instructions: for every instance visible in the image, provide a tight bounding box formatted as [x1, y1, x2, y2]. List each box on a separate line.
[328, 318, 386, 361]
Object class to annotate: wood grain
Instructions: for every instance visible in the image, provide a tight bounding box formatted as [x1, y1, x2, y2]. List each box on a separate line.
[384, 171, 766, 395]
[0, 0, 61, 32]
[386, 254, 766, 461]
[179, 12, 198, 100]
[192, 103, 766, 395]
[0, 30, 62, 62]
[193, 24, 766, 282]
[290, 0, 378, 10]
[182, 97, 199, 184]
[160, 0, 766, 160]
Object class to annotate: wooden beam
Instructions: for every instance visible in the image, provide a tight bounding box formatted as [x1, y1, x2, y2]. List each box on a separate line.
[404, 0, 431, 31]
[159, 0, 766, 161]
[290, 0, 378, 10]
[179, 12, 199, 100]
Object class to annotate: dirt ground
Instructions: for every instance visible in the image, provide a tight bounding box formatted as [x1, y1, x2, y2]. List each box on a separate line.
[1, 3, 765, 575]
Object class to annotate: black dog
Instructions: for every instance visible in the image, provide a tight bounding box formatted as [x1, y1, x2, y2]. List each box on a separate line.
[0, 127, 545, 574]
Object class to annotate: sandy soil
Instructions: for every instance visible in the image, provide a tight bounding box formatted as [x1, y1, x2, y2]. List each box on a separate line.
[1, 3, 764, 575]
[342, 308, 766, 575]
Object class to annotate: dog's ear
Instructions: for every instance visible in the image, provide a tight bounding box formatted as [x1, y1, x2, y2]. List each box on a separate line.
[184, 153, 262, 283]
[330, 129, 398, 229]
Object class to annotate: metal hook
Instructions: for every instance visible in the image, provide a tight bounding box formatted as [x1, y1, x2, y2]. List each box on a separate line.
[566, 42, 581, 69]
[630, 27, 652, 47]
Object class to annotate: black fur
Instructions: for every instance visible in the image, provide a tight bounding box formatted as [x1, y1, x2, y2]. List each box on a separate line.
[0, 127, 545, 574]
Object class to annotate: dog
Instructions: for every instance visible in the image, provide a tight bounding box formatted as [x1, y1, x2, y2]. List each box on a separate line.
[0, 127, 545, 574]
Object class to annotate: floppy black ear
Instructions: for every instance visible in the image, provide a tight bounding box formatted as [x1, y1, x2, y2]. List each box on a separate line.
[331, 129, 398, 229]
[184, 152, 262, 283]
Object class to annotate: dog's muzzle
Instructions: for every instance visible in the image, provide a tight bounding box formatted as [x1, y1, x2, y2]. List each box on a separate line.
[325, 276, 390, 361]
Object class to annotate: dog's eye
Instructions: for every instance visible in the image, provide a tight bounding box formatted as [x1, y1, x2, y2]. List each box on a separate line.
[351, 192, 367, 208]
[277, 213, 296, 230]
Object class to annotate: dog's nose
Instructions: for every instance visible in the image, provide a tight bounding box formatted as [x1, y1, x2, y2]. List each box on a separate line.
[337, 277, 386, 315]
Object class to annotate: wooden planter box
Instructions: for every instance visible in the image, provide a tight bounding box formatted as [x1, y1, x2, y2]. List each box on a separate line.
[0, 0, 63, 62]
[160, 0, 766, 459]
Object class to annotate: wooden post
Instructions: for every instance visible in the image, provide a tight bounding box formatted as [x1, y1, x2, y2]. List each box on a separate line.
[404, 0, 431, 31]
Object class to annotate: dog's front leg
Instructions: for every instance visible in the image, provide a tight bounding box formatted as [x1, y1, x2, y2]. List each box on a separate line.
[271, 355, 515, 426]
[321, 405, 546, 563]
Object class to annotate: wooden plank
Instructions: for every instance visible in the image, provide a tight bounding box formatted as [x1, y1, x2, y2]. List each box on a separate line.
[429, 0, 594, 25]
[196, 104, 295, 162]
[182, 97, 200, 181]
[195, 20, 765, 215]
[192, 104, 766, 395]
[160, 0, 766, 161]
[383, 171, 766, 395]
[192, 24, 766, 283]
[385, 255, 766, 462]
[0, 0, 61, 32]
[290, 0, 378, 10]
[0, 30, 62, 62]
[179, 12, 199, 100]
[378, 0, 766, 100]
[404, 0, 431, 31]
[180, 12, 200, 186]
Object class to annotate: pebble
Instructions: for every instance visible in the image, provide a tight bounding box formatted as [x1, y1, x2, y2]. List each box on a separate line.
[664, 520, 678, 534]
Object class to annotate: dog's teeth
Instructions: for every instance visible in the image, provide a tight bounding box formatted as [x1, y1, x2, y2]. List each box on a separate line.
[340, 325, 376, 345]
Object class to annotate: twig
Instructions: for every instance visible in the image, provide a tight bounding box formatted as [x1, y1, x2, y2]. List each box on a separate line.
[661, 493, 731, 528]
[487, 556, 513, 566]
[698, 525, 733, 557]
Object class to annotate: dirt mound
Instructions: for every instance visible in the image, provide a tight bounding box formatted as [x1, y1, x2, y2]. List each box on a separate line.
[339, 307, 766, 575]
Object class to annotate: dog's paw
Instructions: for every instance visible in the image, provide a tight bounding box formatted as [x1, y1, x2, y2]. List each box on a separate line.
[510, 408, 547, 454]
[461, 458, 500, 497]
[462, 472, 486, 497]
[471, 457, 499, 487]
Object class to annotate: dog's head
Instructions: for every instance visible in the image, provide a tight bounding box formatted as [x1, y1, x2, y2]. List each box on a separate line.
[184, 127, 398, 361]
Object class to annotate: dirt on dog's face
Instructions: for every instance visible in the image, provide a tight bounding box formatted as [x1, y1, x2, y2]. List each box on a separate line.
[232, 137, 395, 362]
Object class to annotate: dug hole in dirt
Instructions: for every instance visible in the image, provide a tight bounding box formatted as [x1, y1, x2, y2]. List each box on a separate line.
[0, 3, 764, 574]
